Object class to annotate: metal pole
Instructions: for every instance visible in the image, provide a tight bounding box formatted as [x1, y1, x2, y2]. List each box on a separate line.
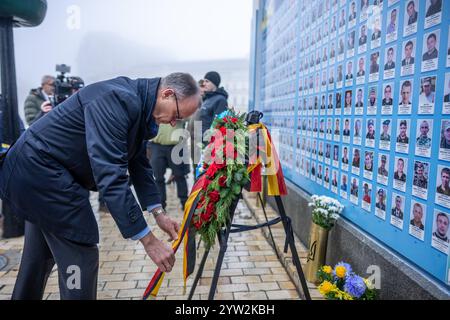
[0, 17, 24, 238]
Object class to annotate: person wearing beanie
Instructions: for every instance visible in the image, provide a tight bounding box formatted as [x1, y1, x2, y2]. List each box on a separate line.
[199, 71, 228, 135]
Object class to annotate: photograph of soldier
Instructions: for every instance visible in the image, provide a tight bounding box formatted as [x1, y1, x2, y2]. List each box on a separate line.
[410, 202, 425, 231]
[345, 90, 353, 111]
[354, 119, 362, 139]
[444, 73, 450, 106]
[380, 119, 391, 141]
[378, 154, 389, 177]
[436, 167, 450, 196]
[422, 31, 439, 72]
[371, 16, 382, 42]
[357, 57, 366, 77]
[432, 211, 450, 252]
[397, 120, 409, 143]
[342, 146, 349, 164]
[401, 39, 416, 76]
[386, 7, 398, 42]
[348, 30, 356, 54]
[394, 157, 407, 182]
[362, 183, 372, 207]
[364, 151, 374, 172]
[346, 61, 354, 80]
[352, 148, 361, 170]
[350, 178, 359, 197]
[341, 174, 348, 194]
[391, 195, 404, 220]
[399, 80, 412, 113]
[333, 145, 339, 163]
[384, 46, 396, 70]
[404, 0, 418, 36]
[359, 24, 368, 47]
[366, 119, 376, 140]
[419, 77, 437, 115]
[324, 167, 330, 183]
[343, 119, 351, 136]
[376, 188, 386, 211]
[425, 0, 442, 28]
[439, 120, 450, 160]
[413, 161, 429, 190]
[370, 52, 380, 74]
[415, 120, 433, 157]
[332, 170, 339, 187]
[334, 118, 341, 135]
[355, 88, 364, 109]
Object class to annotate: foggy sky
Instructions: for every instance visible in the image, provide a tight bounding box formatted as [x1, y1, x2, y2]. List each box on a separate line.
[12, 0, 253, 115]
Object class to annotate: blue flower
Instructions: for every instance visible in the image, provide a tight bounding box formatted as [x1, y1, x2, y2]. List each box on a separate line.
[344, 274, 367, 298]
[333, 261, 352, 278]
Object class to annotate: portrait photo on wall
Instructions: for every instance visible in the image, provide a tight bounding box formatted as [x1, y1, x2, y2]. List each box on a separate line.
[377, 153, 389, 186]
[424, 0, 442, 29]
[350, 176, 359, 205]
[343, 118, 351, 143]
[356, 56, 366, 84]
[375, 187, 387, 220]
[431, 210, 450, 254]
[436, 165, 450, 209]
[415, 119, 433, 158]
[403, 0, 418, 36]
[390, 193, 405, 230]
[399, 79, 413, 114]
[379, 119, 392, 150]
[347, 30, 356, 57]
[396, 119, 410, 154]
[344, 89, 353, 114]
[348, 1, 357, 29]
[422, 30, 440, 72]
[367, 86, 378, 115]
[386, 6, 399, 43]
[365, 118, 376, 148]
[381, 83, 394, 115]
[340, 173, 349, 199]
[345, 60, 354, 86]
[360, 0, 369, 21]
[332, 169, 339, 194]
[447, 26, 450, 67]
[412, 160, 430, 200]
[353, 118, 362, 145]
[371, 15, 382, 49]
[401, 38, 416, 76]
[443, 73, 450, 114]
[363, 150, 374, 180]
[394, 156, 408, 192]
[358, 24, 368, 54]
[342, 145, 350, 171]
[384, 45, 396, 80]
[352, 147, 361, 175]
[439, 120, 450, 161]
[409, 201, 426, 241]
[355, 87, 364, 115]
[419, 76, 437, 114]
[362, 182, 372, 212]
[369, 51, 380, 82]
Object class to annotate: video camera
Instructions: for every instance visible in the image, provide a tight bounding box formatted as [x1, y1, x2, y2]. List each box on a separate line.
[51, 64, 84, 106]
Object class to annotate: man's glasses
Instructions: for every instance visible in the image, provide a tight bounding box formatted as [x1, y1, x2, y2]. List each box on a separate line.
[173, 92, 182, 121]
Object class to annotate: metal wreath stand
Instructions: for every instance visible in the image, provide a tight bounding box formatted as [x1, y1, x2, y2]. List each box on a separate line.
[187, 111, 311, 300]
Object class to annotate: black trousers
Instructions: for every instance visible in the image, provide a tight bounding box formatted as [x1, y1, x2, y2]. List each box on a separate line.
[12, 221, 99, 300]
[148, 142, 189, 209]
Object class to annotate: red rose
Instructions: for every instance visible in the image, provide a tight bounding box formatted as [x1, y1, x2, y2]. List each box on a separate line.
[231, 117, 238, 123]
[194, 219, 203, 230]
[219, 126, 227, 137]
[218, 175, 227, 187]
[215, 162, 226, 169]
[206, 163, 218, 178]
[201, 211, 211, 222]
[202, 178, 212, 189]
[210, 135, 215, 143]
[223, 117, 228, 123]
[208, 190, 220, 203]
[206, 202, 215, 215]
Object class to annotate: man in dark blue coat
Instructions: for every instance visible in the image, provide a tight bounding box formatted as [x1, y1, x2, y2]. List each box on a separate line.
[199, 71, 228, 135]
[0, 73, 201, 299]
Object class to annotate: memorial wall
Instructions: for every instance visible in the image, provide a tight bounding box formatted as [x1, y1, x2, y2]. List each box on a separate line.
[255, 0, 450, 286]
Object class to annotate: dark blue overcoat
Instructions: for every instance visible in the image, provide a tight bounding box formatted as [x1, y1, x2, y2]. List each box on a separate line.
[0, 77, 161, 244]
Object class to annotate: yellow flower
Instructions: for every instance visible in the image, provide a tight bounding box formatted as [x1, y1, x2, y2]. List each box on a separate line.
[363, 278, 374, 290]
[319, 280, 333, 295]
[322, 265, 332, 274]
[335, 266, 347, 278]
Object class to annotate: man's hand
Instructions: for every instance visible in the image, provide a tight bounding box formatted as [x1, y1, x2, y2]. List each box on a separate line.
[40, 101, 52, 113]
[155, 214, 180, 242]
[140, 232, 175, 272]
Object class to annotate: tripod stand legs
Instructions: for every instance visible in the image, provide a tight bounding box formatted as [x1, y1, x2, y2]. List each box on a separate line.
[275, 196, 311, 300]
[188, 248, 210, 300]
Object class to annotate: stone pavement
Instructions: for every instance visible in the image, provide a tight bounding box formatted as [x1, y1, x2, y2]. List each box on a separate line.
[0, 178, 320, 300]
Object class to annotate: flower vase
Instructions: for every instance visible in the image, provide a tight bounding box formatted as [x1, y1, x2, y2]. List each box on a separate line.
[305, 222, 329, 284]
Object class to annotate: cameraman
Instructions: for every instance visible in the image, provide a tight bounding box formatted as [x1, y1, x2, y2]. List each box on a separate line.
[24, 75, 55, 126]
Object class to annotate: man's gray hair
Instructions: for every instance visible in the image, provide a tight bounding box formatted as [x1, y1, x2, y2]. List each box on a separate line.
[41, 75, 55, 85]
[161, 72, 199, 100]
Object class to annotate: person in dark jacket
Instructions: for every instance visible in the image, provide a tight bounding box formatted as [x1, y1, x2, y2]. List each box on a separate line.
[0, 73, 201, 299]
[23, 75, 55, 126]
[199, 71, 228, 136]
